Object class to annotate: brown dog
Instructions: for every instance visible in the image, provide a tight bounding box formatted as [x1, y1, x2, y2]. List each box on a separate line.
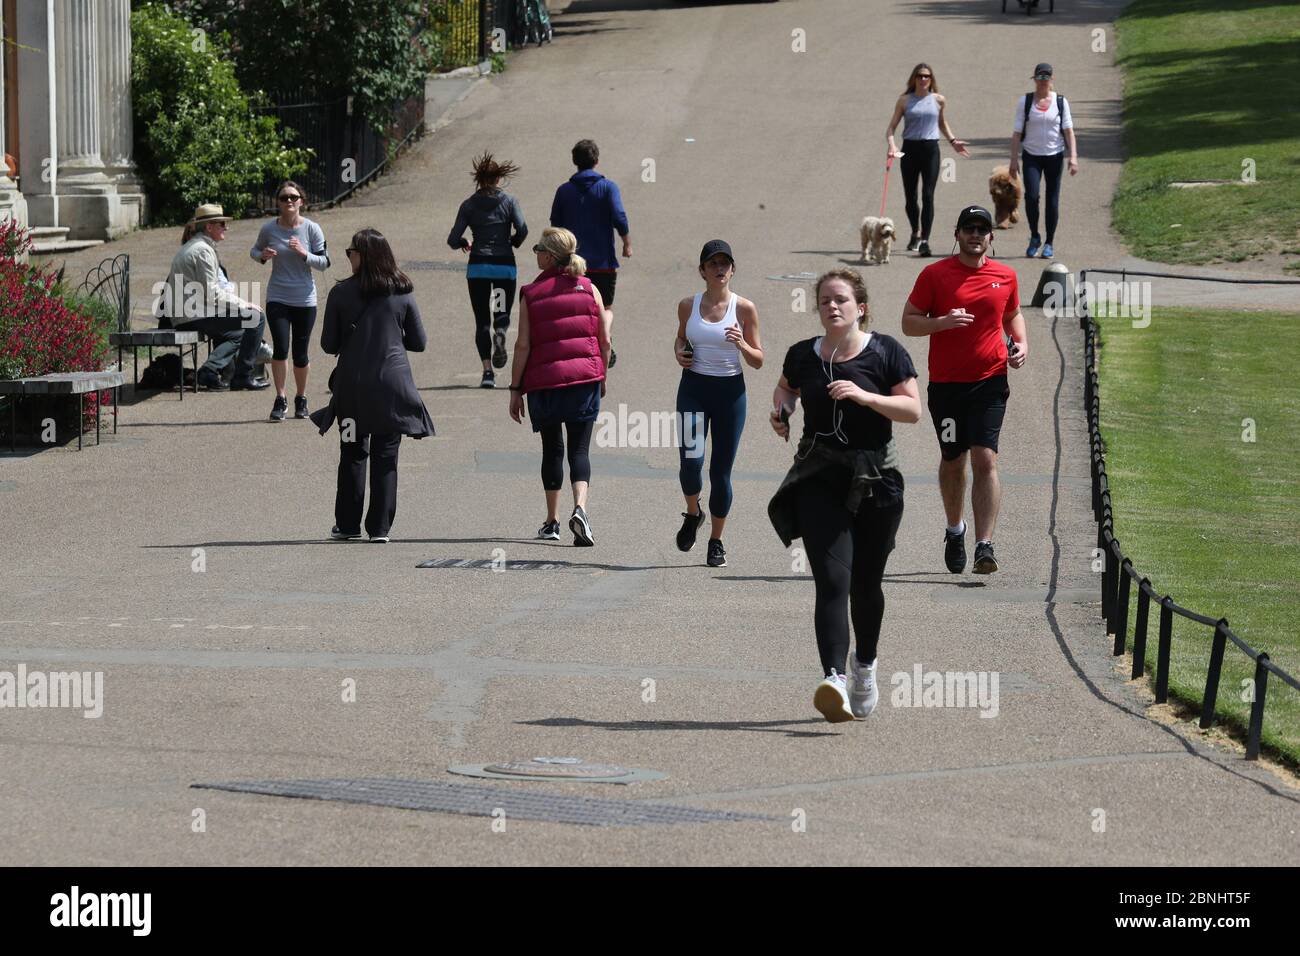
[989, 166, 1022, 229]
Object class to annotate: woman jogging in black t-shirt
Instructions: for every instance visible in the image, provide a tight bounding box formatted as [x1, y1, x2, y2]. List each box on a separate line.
[768, 269, 922, 723]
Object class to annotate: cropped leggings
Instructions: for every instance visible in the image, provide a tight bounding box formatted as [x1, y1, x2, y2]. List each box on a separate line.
[676, 369, 746, 518]
[266, 302, 317, 368]
[1021, 150, 1065, 243]
[900, 138, 941, 240]
[540, 420, 594, 491]
[796, 472, 904, 676]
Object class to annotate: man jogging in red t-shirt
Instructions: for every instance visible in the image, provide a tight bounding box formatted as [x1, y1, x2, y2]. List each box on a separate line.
[901, 204, 1027, 574]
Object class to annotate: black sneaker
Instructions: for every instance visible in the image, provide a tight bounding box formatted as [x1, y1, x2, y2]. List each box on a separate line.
[676, 510, 706, 552]
[706, 538, 727, 568]
[917, 240, 932, 258]
[537, 519, 561, 540]
[294, 395, 309, 419]
[944, 526, 967, 573]
[269, 395, 287, 421]
[973, 541, 999, 574]
[569, 505, 594, 547]
[492, 330, 508, 369]
[330, 525, 361, 541]
[480, 368, 495, 389]
[906, 234, 920, 252]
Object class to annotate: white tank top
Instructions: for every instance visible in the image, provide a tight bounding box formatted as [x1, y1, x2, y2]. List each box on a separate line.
[686, 292, 742, 377]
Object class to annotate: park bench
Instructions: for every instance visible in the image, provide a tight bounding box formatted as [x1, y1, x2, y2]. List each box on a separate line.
[86, 254, 201, 400]
[0, 370, 125, 451]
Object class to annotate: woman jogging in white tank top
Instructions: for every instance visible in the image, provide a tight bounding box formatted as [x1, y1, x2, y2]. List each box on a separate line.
[673, 240, 763, 567]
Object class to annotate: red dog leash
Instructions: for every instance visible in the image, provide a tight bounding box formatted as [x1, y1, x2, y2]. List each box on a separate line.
[879, 153, 898, 219]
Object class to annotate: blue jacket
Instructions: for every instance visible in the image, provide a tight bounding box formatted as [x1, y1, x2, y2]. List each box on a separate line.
[549, 169, 629, 271]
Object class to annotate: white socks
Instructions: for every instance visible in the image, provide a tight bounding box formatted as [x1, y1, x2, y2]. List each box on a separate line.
[947, 520, 966, 535]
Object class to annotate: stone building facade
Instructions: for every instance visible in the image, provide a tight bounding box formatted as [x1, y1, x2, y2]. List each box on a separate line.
[2, 0, 145, 243]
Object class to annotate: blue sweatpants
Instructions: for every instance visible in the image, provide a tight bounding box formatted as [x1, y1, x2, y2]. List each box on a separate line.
[677, 369, 746, 518]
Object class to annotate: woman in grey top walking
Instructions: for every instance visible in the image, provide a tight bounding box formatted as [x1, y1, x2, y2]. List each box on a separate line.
[251, 180, 330, 420]
[886, 64, 970, 257]
[447, 152, 529, 389]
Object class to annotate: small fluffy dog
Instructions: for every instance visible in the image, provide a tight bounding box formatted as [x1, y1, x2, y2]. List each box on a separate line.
[989, 166, 1023, 229]
[859, 216, 896, 264]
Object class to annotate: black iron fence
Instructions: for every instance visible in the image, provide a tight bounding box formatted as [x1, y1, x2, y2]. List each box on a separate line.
[253, 90, 425, 212]
[1079, 266, 1300, 760]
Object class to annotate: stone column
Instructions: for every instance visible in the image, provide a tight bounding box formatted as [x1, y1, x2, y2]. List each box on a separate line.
[98, 0, 136, 184]
[55, 0, 108, 187]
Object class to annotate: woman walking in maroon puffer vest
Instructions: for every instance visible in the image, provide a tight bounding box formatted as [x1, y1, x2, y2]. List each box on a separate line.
[508, 227, 612, 546]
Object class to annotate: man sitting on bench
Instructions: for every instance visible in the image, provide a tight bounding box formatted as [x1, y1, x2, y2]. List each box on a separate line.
[160, 204, 270, 391]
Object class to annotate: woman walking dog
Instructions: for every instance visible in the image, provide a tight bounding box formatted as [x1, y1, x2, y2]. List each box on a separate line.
[311, 229, 434, 543]
[768, 269, 921, 723]
[508, 227, 612, 546]
[672, 240, 762, 568]
[886, 63, 970, 257]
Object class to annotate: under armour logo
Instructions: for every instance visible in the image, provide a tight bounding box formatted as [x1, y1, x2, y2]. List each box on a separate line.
[991, 282, 1002, 288]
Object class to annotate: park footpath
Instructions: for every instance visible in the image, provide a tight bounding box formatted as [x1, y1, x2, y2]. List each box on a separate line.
[1, 0, 1296, 866]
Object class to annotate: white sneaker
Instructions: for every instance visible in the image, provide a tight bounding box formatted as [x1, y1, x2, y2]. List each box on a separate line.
[848, 655, 878, 719]
[813, 669, 855, 723]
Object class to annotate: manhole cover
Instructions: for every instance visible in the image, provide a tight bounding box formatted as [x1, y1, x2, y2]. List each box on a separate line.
[192, 778, 764, 827]
[416, 557, 565, 571]
[450, 758, 666, 784]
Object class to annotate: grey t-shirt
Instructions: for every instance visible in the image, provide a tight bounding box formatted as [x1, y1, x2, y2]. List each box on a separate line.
[250, 218, 329, 307]
[903, 93, 941, 141]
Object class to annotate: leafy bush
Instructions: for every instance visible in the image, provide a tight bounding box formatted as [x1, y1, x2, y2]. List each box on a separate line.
[131, 3, 310, 225]
[169, 0, 435, 131]
[0, 220, 112, 432]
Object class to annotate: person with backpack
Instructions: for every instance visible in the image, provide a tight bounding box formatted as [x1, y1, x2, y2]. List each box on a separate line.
[310, 229, 434, 544]
[447, 152, 529, 389]
[1009, 63, 1078, 259]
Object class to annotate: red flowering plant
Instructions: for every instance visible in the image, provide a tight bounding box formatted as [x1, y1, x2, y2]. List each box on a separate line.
[0, 219, 113, 437]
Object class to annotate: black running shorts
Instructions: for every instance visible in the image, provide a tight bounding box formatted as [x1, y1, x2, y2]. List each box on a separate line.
[587, 270, 616, 307]
[926, 375, 1010, 460]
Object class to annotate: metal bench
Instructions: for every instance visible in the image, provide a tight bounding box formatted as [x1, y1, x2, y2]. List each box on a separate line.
[84, 254, 201, 400]
[0, 371, 126, 451]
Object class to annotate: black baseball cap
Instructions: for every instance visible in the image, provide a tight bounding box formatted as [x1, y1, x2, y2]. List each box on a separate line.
[1034, 62, 1053, 77]
[699, 239, 735, 265]
[956, 205, 994, 230]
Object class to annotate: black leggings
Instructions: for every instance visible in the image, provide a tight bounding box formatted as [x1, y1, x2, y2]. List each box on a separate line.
[796, 474, 904, 676]
[467, 277, 517, 361]
[540, 420, 594, 491]
[900, 138, 941, 240]
[1021, 150, 1064, 243]
[266, 302, 316, 368]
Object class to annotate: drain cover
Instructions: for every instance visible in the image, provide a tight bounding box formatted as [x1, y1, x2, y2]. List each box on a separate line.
[402, 260, 465, 272]
[193, 778, 769, 827]
[417, 558, 565, 571]
[450, 757, 666, 784]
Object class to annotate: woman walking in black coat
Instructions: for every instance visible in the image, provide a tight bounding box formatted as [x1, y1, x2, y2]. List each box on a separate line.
[311, 228, 435, 543]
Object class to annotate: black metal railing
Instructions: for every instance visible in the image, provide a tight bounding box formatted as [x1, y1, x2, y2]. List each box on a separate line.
[253, 89, 425, 212]
[1079, 266, 1300, 760]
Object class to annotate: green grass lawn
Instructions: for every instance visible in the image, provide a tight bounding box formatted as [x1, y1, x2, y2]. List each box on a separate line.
[1097, 307, 1300, 766]
[1113, 0, 1300, 271]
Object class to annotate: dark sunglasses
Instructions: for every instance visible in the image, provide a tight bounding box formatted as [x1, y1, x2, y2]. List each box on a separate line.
[278, 194, 302, 202]
[345, 247, 357, 255]
[532, 244, 547, 253]
[916, 74, 932, 80]
[1035, 73, 1052, 80]
[959, 224, 992, 236]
